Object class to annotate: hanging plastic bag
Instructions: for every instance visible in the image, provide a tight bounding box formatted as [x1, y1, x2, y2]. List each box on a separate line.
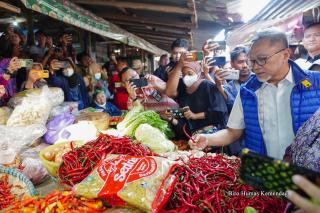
[45, 112, 75, 145]
[74, 155, 177, 213]
[8, 87, 64, 108]
[49, 102, 79, 119]
[7, 86, 53, 126]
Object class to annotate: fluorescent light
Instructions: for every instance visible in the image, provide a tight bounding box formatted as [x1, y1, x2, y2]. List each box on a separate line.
[213, 29, 225, 41]
[13, 21, 18, 26]
[240, 0, 271, 22]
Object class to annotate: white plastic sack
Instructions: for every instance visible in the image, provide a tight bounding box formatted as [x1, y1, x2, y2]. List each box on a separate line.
[0, 124, 47, 153]
[7, 86, 52, 126]
[55, 121, 97, 143]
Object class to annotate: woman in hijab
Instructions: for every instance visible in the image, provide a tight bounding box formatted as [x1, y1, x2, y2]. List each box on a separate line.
[48, 58, 89, 109]
[169, 61, 228, 137]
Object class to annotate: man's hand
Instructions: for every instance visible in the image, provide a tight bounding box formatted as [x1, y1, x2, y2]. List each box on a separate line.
[202, 40, 220, 56]
[287, 175, 320, 213]
[49, 59, 61, 73]
[7, 57, 21, 73]
[0, 85, 5, 98]
[184, 108, 197, 120]
[61, 34, 72, 46]
[188, 134, 208, 150]
[125, 81, 137, 100]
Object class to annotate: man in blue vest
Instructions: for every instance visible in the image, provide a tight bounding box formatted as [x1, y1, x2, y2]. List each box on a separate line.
[189, 28, 320, 159]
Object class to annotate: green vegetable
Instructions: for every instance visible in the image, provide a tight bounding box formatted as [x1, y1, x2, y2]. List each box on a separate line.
[117, 105, 144, 132]
[244, 206, 259, 213]
[135, 124, 175, 154]
[117, 106, 174, 138]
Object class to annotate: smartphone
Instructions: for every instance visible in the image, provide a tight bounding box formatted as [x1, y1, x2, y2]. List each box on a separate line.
[240, 148, 320, 198]
[208, 40, 226, 50]
[222, 69, 239, 80]
[207, 56, 226, 67]
[130, 77, 148, 88]
[190, 51, 204, 61]
[18, 59, 33, 68]
[57, 61, 70, 69]
[151, 90, 162, 102]
[165, 107, 189, 119]
[31, 69, 49, 78]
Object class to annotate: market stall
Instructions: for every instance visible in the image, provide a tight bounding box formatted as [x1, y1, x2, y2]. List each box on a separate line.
[0, 85, 290, 213]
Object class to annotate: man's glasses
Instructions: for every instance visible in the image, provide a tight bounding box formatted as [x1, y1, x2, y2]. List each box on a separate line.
[249, 48, 286, 67]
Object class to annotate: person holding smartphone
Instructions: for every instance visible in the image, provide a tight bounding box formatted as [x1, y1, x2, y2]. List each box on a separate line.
[20, 63, 48, 91]
[118, 67, 178, 114]
[189, 28, 320, 161]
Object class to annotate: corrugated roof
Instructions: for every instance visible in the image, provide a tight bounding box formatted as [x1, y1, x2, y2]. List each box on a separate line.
[251, 0, 320, 22]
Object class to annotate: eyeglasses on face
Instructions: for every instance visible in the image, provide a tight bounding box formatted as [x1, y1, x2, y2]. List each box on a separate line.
[249, 48, 286, 67]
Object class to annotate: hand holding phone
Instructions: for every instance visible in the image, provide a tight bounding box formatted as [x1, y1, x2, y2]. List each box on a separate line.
[30, 69, 49, 79]
[130, 77, 148, 88]
[18, 59, 33, 68]
[190, 51, 204, 61]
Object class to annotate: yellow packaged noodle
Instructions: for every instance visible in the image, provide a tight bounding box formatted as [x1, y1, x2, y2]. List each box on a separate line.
[74, 155, 177, 213]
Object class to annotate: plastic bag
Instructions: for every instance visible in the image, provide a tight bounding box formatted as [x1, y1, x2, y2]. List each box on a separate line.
[55, 121, 97, 143]
[20, 158, 49, 185]
[7, 86, 52, 126]
[0, 106, 12, 125]
[8, 87, 64, 108]
[0, 124, 47, 154]
[45, 112, 75, 145]
[135, 124, 176, 154]
[49, 102, 79, 119]
[74, 155, 177, 213]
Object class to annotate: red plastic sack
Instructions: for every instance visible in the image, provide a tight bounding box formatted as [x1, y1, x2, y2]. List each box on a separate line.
[74, 155, 177, 213]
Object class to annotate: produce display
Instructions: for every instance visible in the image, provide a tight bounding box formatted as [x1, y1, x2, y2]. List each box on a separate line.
[74, 155, 177, 213]
[42, 142, 82, 164]
[0, 175, 16, 210]
[135, 124, 176, 154]
[117, 106, 174, 139]
[163, 154, 287, 213]
[5, 190, 105, 212]
[58, 134, 156, 186]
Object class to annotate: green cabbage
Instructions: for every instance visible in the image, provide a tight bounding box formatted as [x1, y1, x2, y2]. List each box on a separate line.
[135, 124, 176, 153]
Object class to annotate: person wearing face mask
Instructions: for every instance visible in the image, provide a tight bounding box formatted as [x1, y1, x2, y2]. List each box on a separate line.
[86, 62, 111, 101]
[166, 61, 228, 138]
[92, 90, 121, 116]
[189, 28, 320, 160]
[48, 58, 89, 110]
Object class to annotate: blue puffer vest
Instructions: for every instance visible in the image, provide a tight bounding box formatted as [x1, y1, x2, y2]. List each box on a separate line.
[240, 59, 320, 155]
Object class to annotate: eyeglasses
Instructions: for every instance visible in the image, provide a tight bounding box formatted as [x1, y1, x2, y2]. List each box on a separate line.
[249, 48, 286, 67]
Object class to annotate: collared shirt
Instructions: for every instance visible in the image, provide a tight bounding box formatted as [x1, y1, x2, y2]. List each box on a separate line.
[295, 55, 320, 71]
[307, 54, 320, 63]
[227, 67, 295, 159]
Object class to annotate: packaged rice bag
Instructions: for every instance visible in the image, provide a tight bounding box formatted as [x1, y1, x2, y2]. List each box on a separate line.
[73, 155, 177, 213]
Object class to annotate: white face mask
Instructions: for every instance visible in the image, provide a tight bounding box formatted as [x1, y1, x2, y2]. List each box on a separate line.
[183, 75, 198, 87]
[63, 68, 74, 77]
[94, 73, 101, 80]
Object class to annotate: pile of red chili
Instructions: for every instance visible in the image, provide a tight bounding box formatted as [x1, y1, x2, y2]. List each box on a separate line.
[58, 134, 156, 186]
[0, 175, 15, 211]
[162, 154, 287, 213]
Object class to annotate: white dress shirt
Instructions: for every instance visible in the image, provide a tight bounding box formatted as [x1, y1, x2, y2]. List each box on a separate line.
[227, 67, 295, 159]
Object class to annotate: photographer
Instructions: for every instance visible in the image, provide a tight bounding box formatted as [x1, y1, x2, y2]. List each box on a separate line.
[166, 60, 228, 138]
[119, 67, 178, 114]
[48, 58, 89, 110]
[20, 63, 47, 91]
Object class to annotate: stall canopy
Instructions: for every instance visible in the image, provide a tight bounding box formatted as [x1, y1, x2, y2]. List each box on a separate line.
[227, 0, 320, 48]
[20, 0, 167, 55]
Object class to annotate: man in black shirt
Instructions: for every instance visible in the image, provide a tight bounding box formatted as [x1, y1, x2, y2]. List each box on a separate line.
[153, 54, 169, 81]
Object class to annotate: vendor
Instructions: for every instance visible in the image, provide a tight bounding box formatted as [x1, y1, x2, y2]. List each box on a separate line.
[119, 67, 178, 114]
[48, 58, 89, 110]
[20, 63, 47, 91]
[165, 61, 228, 137]
[92, 90, 121, 116]
[189, 28, 320, 160]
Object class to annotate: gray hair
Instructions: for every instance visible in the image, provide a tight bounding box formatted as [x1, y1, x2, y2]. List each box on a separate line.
[251, 28, 288, 49]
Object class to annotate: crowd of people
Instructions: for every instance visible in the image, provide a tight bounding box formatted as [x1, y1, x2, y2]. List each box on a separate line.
[1, 22, 320, 212]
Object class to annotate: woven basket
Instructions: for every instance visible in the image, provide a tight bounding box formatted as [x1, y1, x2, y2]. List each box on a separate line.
[75, 112, 110, 130]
